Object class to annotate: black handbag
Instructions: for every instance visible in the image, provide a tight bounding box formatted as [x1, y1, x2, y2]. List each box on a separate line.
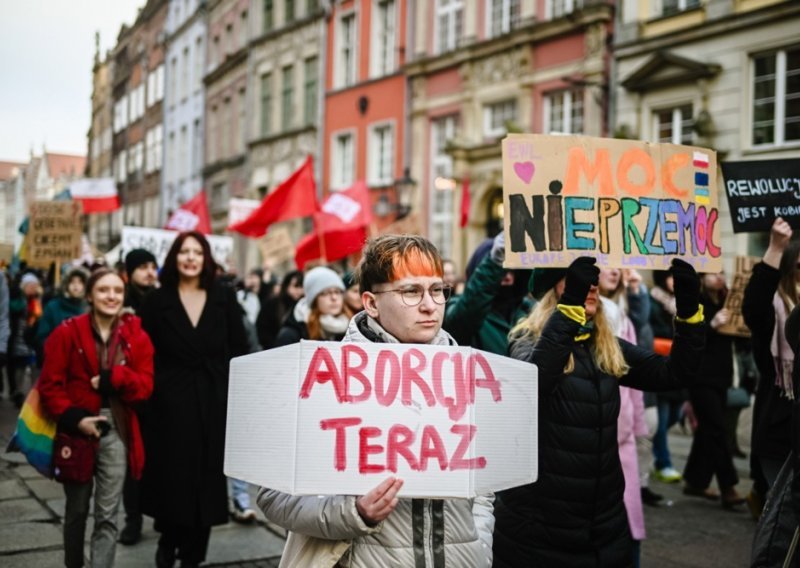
[726, 387, 751, 409]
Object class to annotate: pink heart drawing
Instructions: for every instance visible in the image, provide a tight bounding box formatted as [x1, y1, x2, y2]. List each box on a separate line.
[514, 161, 535, 184]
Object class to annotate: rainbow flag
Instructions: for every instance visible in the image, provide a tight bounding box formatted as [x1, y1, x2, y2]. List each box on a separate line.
[6, 386, 56, 478]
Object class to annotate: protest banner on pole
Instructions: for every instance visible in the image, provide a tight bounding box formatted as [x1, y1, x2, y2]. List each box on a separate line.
[120, 226, 234, 269]
[720, 159, 800, 233]
[258, 227, 295, 265]
[718, 256, 760, 338]
[27, 201, 84, 268]
[225, 341, 538, 498]
[502, 135, 721, 272]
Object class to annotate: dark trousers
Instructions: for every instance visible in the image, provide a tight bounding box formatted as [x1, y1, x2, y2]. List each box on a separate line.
[122, 470, 142, 526]
[156, 520, 212, 565]
[684, 386, 739, 489]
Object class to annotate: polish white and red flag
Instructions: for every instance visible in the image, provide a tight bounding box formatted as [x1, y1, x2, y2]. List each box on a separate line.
[69, 178, 120, 214]
[165, 190, 212, 234]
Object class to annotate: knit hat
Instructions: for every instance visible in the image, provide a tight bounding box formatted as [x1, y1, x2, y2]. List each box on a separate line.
[20, 273, 40, 288]
[303, 267, 345, 305]
[125, 249, 158, 278]
[528, 268, 567, 300]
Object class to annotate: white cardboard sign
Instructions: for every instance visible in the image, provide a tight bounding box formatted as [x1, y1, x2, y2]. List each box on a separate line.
[120, 226, 234, 269]
[225, 340, 538, 498]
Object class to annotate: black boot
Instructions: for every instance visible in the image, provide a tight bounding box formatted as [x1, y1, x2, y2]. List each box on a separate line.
[156, 543, 176, 568]
[119, 516, 142, 545]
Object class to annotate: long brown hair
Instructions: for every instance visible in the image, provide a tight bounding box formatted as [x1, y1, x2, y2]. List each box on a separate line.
[510, 288, 629, 378]
[306, 295, 342, 340]
[159, 231, 216, 289]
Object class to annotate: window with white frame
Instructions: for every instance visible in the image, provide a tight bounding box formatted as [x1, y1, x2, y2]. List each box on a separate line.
[368, 123, 394, 186]
[194, 37, 203, 92]
[337, 13, 357, 88]
[179, 126, 188, 180]
[371, 0, 396, 78]
[547, 0, 584, 20]
[661, 0, 699, 16]
[487, 0, 520, 38]
[208, 105, 217, 163]
[238, 87, 246, 153]
[132, 141, 144, 173]
[435, 0, 463, 55]
[263, 0, 274, 32]
[260, 73, 272, 136]
[304, 57, 318, 125]
[128, 84, 145, 123]
[114, 96, 128, 133]
[282, 65, 294, 131]
[430, 115, 458, 260]
[116, 150, 127, 183]
[653, 104, 693, 144]
[192, 118, 202, 175]
[239, 11, 248, 49]
[145, 125, 163, 173]
[147, 65, 165, 107]
[211, 181, 227, 212]
[181, 47, 190, 101]
[544, 89, 584, 134]
[168, 131, 176, 178]
[484, 99, 517, 137]
[752, 46, 800, 147]
[222, 97, 232, 157]
[332, 131, 355, 189]
[170, 56, 178, 105]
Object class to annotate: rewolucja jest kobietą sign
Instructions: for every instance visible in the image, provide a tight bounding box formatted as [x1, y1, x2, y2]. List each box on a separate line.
[502, 135, 722, 272]
[224, 341, 538, 498]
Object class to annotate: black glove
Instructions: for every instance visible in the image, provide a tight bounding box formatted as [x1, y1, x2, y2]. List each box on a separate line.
[560, 257, 599, 307]
[671, 258, 700, 319]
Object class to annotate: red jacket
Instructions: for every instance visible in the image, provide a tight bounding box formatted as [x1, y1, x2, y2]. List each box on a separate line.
[38, 312, 154, 479]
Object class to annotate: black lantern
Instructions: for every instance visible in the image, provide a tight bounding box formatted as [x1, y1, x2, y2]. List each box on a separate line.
[394, 167, 416, 220]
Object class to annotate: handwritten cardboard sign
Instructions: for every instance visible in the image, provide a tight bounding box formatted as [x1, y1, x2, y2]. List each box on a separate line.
[718, 256, 759, 338]
[258, 227, 295, 265]
[120, 226, 234, 270]
[720, 159, 800, 233]
[28, 201, 83, 267]
[502, 135, 721, 272]
[225, 341, 538, 498]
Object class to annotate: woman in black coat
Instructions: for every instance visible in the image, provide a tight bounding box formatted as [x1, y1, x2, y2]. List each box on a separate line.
[682, 272, 746, 507]
[255, 270, 303, 349]
[743, 217, 798, 496]
[493, 257, 704, 567]
[139, 231, 248, 568]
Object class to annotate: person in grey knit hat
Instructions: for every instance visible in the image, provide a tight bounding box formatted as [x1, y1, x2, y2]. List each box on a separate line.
[274, 266, 347, 346]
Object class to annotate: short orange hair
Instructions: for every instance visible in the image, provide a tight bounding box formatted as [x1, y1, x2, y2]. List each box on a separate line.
[355, 235, 443, 293]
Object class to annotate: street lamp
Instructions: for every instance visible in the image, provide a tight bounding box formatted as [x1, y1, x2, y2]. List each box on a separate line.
[373, 167, 416, 220]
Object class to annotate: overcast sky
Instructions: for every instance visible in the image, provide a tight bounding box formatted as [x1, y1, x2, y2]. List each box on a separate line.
[0, 0, 143, 162]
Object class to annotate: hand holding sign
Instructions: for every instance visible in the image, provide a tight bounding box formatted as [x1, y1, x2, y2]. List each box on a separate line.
[671, 259, 701, 319]
[561, 257, 599, 307]
[356, 477, 404, 526]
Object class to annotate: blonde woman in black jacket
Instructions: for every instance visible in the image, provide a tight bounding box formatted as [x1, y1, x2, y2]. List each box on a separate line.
[493, 257, 705, 568]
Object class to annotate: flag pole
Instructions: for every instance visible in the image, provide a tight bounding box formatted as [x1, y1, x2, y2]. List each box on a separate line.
[317, 229, 327, 263]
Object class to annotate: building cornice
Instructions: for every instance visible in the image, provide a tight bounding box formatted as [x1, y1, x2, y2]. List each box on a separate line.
[203, 154, 246, 177]
[249, 11, 325, 48]
[404, 4, 613, 78]
[326, 71, 405, 97]
[248, 124, 317, 148]
[204, 48, 248, 85]
[615, 2, 800, 57]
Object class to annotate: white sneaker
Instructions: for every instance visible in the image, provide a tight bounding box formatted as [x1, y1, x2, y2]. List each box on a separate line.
[653, 466, 682, 483]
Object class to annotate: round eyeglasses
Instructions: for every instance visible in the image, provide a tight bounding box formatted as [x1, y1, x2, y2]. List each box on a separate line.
[372, 284, 452, 306]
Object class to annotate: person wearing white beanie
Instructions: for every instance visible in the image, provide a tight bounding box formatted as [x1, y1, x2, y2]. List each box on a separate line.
[274, 266, 348, 346]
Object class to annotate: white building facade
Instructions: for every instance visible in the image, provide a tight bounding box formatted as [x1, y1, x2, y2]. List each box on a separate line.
[163, 0, 208, 221]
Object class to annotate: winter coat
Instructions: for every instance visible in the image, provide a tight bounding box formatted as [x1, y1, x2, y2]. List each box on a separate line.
[257, 293, 298, 349]
[36, 295, 87, 353]
[443, 255, 532, 356]
[742, 262, 794, 462]
[273, 300, 310, 347]
[37, 313, 154, 479]
[139, 282, 249, 527]
[124, 283, 154, 314]
[257, 311, 495, 568]
[697, 292, 734, 390]
[493, 308, 704, 567]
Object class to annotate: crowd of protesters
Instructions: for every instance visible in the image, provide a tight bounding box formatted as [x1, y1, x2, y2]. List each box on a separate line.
[1, 217, 798, 567]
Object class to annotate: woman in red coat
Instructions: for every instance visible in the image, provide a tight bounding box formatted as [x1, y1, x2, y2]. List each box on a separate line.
[38, 268, 154, 568]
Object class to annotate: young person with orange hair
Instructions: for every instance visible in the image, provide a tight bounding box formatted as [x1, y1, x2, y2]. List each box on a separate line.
[258, 235, 494, 567]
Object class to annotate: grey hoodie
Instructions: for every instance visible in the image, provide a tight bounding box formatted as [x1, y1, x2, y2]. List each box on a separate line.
[257, 311, 494, 567]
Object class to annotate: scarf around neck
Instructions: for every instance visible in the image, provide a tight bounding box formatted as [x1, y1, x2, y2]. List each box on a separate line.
[771, 293, 795, 400]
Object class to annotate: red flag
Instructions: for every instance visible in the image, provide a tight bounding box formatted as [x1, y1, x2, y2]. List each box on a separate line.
[294, 181, 374, 269]
[227, 156, 319, 238]
[460, 176, 471, 228]
[165, 190, 212, 234]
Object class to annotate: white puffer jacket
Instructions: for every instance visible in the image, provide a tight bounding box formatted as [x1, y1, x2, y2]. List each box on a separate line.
[257, 311, 495, 568]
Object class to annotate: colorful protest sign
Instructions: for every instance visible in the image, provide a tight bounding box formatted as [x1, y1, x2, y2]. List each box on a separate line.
[225, 341, 538, 498]
[720, 159, 800, 233]
[718, 256, 759, 338]
[258, 227, 295, 265]
[27, 201, 83, 267]
[120, 226, 234, 269]
[502, 135, 721, 272]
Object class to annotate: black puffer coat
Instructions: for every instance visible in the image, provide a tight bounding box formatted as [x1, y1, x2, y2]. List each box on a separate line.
[493, 309, 705, 567]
